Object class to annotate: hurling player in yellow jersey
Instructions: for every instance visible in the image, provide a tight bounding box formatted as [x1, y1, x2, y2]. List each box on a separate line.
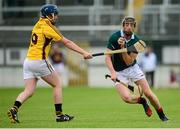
[7, 4, 92, 123]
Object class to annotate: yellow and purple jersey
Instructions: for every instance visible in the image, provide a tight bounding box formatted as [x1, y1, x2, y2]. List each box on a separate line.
[27, 18, 63, 60]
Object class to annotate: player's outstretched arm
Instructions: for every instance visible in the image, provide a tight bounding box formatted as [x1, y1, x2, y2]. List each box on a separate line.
[105, 49, 117, 82]
[58, 37, 92, 59]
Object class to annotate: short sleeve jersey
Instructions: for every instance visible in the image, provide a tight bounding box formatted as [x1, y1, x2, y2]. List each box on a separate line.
[27, 18, 63, 60]
[107, 30, 139, 71]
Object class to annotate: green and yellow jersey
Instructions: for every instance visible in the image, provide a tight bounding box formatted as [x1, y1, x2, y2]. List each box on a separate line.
[107, 30, 139, 71]
[27, 18, 63, 60]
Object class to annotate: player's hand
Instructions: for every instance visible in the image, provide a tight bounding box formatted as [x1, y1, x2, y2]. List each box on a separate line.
[83, 52, 93, 59]
[118, 37, 125, 48]
[111, 72, 117, 82]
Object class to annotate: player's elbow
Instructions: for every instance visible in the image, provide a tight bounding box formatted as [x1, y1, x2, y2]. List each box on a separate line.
[59, 37, 72, 46]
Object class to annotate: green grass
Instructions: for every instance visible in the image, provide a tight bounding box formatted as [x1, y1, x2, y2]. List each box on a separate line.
[0, 86, 180, 128]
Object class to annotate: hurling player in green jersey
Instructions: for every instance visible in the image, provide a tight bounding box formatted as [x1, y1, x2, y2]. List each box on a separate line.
[105, 16, 168, 122]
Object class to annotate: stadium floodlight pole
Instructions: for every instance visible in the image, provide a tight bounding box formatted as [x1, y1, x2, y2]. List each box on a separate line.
[92, 40, 146, 57]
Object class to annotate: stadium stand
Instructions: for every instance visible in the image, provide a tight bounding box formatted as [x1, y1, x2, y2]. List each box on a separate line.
[0, 0, 179, 87]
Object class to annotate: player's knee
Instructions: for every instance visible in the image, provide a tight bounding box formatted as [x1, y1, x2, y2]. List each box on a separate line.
[53, 84, 61, 88]
[122, 95, 132, 103]
[51, 79, 61, 88]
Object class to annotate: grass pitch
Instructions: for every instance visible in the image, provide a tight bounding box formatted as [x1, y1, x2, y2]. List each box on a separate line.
[0, 86, 180, 128]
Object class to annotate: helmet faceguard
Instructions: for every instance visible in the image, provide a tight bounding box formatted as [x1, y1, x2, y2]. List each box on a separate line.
[122, 16, 136, 36]
[40, 4, 59, 24]
[122, 16, 136, 28]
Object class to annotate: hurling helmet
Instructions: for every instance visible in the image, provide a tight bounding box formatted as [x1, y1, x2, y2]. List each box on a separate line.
[122, 16, 136, 27]
[41, 4, 58, 18]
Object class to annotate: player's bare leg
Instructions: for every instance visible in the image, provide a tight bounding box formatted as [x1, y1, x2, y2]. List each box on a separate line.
[116, 82, 152, 117]
[7, 78, 38, 123]
[116, 83, 139, 103]
[136, 79, 169, 121]
[42, 71, 74, 122]
[17, 78, 38, 102]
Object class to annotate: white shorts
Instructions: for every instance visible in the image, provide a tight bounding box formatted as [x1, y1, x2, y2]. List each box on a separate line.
[116, 64, 145, 85]
[23, 58, 55, 79]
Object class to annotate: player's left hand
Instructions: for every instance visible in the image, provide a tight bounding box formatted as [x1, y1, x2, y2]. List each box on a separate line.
[111, 72, 117, 82]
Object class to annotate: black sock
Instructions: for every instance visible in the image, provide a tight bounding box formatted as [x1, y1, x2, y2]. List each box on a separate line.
[55, 104, 62, 116]
[13, 101, 22, 112]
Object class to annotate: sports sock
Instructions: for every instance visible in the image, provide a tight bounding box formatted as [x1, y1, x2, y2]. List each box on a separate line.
[55, 103, 63, 116]
[137, 97, 143, 104]
[156, 108, 165, 115]
[156, 108, 169, 121]
[13, 101, 22, 112]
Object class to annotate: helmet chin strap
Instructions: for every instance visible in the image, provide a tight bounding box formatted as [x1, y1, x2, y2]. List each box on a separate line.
[46, 13, 55, 23]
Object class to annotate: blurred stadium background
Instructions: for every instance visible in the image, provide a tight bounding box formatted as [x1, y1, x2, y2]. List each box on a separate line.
[0, 0, 179, 88]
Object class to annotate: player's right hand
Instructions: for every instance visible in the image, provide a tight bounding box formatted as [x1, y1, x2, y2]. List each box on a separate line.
[118, 37, 125, 48]
[83, 52, 93, 59]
